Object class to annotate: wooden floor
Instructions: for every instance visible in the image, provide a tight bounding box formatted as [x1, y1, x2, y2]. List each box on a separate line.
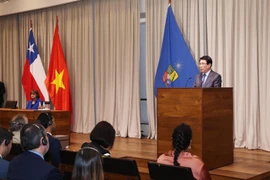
[68, 132, 270, 180]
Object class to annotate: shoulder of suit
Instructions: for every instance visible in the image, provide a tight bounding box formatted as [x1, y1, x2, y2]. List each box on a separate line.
[210, 70, 221, 76]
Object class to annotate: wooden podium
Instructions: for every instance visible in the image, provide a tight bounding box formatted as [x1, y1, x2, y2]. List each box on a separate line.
[157, 88, 233, 170]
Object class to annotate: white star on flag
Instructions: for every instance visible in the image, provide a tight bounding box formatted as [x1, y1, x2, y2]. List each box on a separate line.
[28, 43, 35, 53]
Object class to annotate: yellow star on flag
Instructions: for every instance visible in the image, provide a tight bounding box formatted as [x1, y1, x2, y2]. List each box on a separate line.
[51, 69, 65, 94]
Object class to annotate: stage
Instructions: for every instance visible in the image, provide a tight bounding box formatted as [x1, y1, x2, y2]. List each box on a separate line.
[68, 132, 270, 180]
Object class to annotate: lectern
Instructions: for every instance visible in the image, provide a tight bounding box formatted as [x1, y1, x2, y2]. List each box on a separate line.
[157, 88, 233, 170]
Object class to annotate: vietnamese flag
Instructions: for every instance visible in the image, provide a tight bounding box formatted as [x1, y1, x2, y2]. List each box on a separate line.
[45, 21, 72, 120]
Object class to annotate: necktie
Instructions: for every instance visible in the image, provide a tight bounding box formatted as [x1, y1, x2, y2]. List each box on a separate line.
[202, 74, 206, 87]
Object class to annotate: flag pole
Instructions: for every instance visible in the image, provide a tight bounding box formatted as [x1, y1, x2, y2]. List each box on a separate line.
[30, 20, 32, 28]
[56, 16, 58, 25]
[169, 0, 171, 4]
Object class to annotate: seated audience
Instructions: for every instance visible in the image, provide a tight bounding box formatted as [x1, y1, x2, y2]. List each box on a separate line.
[8, 123, 62, 180]
[72, 147, 104, 180]
[37, 112, 62, 168]
[0, 127, 13, 179]
[10, 114, 28, 144]
[26, 90, 43, 109]
[81, 121, 115, 157]
[157, 123, 211, 180]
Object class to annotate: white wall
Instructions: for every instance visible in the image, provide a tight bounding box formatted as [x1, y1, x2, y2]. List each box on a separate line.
[0, 0, 80, 16]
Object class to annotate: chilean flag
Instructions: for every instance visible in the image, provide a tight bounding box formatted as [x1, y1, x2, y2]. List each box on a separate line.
[22, 28, 49, 101]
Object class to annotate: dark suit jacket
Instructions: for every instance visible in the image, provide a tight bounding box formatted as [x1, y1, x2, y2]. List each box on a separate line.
[0, 158, 9, 179]
[8, 151, 62, 180]
[194, 70, 222, 88]
[44, 134, 62, 168]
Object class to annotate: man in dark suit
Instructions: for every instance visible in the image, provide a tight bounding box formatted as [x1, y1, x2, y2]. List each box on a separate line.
[0, 127, 13, 179]
[194, 55, 222, 88]
[8, 123, 62, 180]
[37, 112, 62, 168]
[0, 82, 5, 107]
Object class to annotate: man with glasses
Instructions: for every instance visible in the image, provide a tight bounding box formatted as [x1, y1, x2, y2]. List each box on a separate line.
[194, 55, 222, 88]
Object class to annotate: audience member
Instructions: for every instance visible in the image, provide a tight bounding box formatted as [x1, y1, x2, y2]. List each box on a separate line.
[0, 127, 13, 179]
[8, 123, 62, 180]
[81, 121, 115, 157]
[10, 114, 28, 144]
[26, 90, 43, 109]
[37, 112, 62, 168]
[157, 123, 211, 180]
[72, 147, 104, 180]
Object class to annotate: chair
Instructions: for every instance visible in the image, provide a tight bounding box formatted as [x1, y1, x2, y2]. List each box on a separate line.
[4, 100, 17, 109]
[147, 161, 194, 180]
[103, 157, 141, 180]
[59, 149, 77, 180]
[4, 143, 23, 161]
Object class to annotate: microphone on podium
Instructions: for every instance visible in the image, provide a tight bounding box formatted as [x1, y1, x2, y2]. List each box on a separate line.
[185, 77, 192, 88]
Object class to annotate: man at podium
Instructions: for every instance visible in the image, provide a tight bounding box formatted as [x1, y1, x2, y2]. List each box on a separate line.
[194, 55, 222, 88]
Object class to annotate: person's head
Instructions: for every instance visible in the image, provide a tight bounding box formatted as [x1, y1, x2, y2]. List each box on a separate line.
[36, 112, 55, 133]
[10, 114, 28, 132]
[0, 127, 14, 158]
[72, 147, 104, 180]
[90, 121, 115, 150]
[172, 123, 192, 166]
[199, 55, 212, 73]
[30, 90, 40, 100]
[20, 123, 49, 155]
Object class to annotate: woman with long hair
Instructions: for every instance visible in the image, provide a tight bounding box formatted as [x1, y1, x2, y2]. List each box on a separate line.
[72, 147, 104, 180]
[157, 123, 211, 180]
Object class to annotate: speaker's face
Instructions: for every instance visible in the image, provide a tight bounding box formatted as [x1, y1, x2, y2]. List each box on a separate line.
[30, 93, 37, 100]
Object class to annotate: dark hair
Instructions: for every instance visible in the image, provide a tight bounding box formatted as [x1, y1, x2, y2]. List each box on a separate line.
[172, 123, 192, 166]
[90, 121, 115, 149]
[36, 112, 53, 128]
[20, 123, 47, 151]
[72, 147, 104, 180]
[30, 90, 40, 99]
[10, 114, 28, 132]
[0, 126, 13, 145]
[199, 55, 213, 67]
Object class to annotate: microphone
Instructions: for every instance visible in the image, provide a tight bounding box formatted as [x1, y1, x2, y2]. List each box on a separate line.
[185, 77, 192, 88]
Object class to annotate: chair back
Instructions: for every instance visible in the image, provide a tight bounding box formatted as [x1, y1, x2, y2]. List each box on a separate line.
[59, 149, 77, 180]
[148, 161, 194, 180]
[4, 143, 23, 161]
[103, 157, 141, 180]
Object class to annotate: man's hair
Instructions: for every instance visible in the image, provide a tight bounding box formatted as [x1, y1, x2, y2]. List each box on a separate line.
[36, 112, 53, 129]
[72, 148, 104, 180]
[20, 123, 46, 151]
[30, 89, 40, 99]
[10, 114, 28, 132]
[199, 55, 213, 67]
[90, 121, 116, 149]
[0, 126, 14, 145]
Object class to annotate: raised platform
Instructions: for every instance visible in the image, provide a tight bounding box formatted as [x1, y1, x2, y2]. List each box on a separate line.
[68, 132, 270, 180]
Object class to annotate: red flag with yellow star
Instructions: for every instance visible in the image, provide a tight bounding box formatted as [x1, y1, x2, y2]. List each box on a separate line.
[45, 21, 72, 119]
